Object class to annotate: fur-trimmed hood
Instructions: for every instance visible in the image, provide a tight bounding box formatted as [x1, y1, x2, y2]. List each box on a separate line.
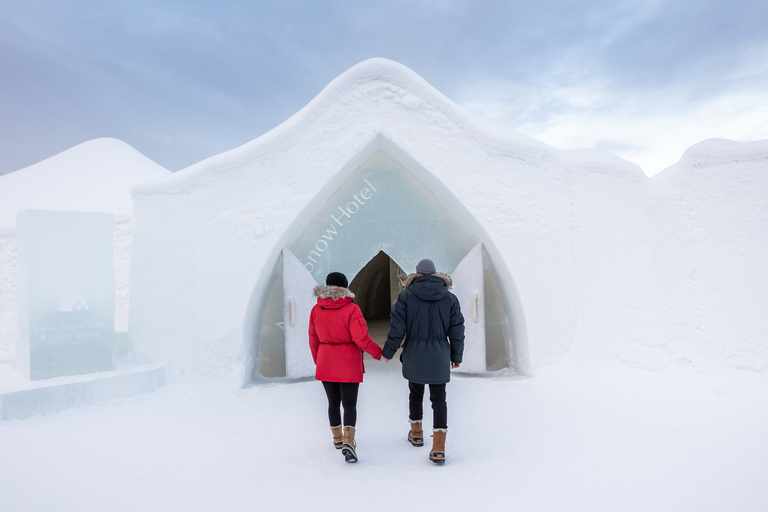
[313, 284, 356, 300]
[401, 273, 452, 290]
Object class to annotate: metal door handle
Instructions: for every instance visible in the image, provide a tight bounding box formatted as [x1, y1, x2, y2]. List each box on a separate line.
[289, 298, 296, 327]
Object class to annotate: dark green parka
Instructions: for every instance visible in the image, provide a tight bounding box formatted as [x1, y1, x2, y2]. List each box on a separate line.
[382, 273, 465, 384]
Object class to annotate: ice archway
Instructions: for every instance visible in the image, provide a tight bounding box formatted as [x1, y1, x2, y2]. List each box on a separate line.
[246, 142, 526, 380]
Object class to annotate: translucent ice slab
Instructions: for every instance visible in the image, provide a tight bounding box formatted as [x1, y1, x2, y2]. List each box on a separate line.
[290, 150, 476, 282]
[15, 210, 116, 380]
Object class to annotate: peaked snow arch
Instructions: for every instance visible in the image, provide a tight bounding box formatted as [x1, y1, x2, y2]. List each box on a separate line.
[243, 136, 529, 383]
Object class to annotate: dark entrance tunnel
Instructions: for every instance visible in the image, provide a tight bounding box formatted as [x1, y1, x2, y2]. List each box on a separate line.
[349, 251, 404, 346]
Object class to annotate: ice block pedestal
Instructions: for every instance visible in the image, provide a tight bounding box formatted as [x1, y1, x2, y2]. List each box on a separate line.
[0, 362, 168, 420]
[14, 210, 116, 381]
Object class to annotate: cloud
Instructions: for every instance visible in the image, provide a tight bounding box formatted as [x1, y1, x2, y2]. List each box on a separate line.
[460, 75, 768, 175]
[0, 0, 767, 175]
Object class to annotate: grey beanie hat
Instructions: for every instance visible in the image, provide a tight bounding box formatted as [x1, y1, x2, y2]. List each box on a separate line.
[416, 258, 436, 274]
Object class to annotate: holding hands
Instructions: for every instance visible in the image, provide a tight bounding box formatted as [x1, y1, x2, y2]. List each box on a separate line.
[379, 356, 457, 368]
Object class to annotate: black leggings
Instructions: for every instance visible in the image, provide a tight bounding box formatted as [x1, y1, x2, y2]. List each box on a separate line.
[408, 381, 447, 429]
[322, 381, 360, 427]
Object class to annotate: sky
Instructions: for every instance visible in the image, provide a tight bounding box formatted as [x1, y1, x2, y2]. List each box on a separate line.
[1, 0, 767, 177]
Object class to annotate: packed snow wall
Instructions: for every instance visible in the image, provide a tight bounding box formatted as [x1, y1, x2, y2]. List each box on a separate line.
[0, 232, 19, 362]
[645, 140, 768, 371]
[565, 139, 768, 372]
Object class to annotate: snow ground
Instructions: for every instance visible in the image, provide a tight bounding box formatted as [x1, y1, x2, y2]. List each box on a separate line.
[1, 356, 766, 512]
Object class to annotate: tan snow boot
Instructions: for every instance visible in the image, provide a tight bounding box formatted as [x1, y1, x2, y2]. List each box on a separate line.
[429, 429, 447, 464]
[341, 426, 357, 463]
[331, 425, 343, 449]
[408, 420, 424, 447]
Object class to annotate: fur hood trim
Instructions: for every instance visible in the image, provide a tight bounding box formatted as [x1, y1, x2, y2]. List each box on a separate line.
[401, 273, 452, 290]
[313, 284, 355, 300]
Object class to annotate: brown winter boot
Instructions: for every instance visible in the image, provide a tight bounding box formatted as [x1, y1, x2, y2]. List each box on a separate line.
[429, 429, 447, 464]
[331, 425, 343, 449]
[408, 420, 424, 447]
[341, 426, 357, 463]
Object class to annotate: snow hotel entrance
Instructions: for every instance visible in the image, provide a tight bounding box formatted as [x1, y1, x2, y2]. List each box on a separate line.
[254, 148, 516, 380]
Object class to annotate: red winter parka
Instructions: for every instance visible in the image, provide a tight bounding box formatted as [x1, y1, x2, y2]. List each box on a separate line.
[308, 284, 383, 383]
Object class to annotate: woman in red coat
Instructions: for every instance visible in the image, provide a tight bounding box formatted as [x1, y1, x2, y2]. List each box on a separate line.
[308, 272, 382, 463]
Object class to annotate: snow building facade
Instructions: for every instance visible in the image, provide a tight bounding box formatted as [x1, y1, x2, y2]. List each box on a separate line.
[126, 59, 634, 384]
[126, 59, 768, 385]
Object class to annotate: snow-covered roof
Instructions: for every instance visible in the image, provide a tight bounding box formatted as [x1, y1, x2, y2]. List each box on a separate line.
[671, 137, 768, 169]
[134, 58, 647, 195]
[0, 138, 171, 233]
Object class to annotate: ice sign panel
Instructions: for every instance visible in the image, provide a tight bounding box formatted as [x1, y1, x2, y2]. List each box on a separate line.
[15, 210, 116, 380]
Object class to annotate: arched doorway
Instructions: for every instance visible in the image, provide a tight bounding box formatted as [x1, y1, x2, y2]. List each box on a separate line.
[248, 145, 523, 381]
[348, 250, 405, 346]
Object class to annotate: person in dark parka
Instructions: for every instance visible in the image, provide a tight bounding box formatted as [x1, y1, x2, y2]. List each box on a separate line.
[381, 258, 465, 464]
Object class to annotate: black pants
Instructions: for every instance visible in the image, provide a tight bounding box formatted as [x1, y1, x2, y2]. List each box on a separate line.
[408, 381, 447, 429]
[322, 381, 360, 427]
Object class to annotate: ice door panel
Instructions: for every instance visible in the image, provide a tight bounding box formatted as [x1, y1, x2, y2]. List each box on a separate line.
[451, 243, 486, 374]
[282, 248, 317, 378]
